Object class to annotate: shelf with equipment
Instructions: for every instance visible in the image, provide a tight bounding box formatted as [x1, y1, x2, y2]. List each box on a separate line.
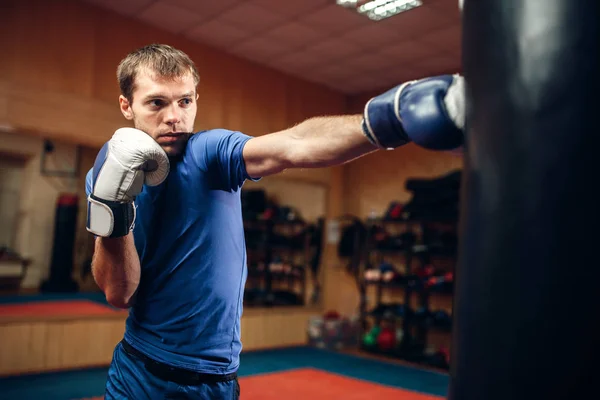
[241, 189, 325, 308]
[358, 216, 457, 370]
[358, 170, 462, 370]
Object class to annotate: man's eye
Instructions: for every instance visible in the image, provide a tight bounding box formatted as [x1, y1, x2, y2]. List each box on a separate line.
[180, 98, 192, 106]
[149, 100, 164, 107]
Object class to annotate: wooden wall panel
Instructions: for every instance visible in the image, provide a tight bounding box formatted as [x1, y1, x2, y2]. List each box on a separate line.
[0, 82, 8, 125]
[1, 82, 124, 147]
[241, 308, 318, 351]
[0, 309, 318, 376]
[0, 317, 126, 376]
[0, 2, 13, 103]
[0, 0, 347, 150]
[0, 0, 14, 128]
[9, 1, 96, 97]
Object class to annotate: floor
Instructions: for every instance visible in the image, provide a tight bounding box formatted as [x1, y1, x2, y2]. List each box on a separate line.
[0, 346, 449, 399]
[0, 292, 449, 399]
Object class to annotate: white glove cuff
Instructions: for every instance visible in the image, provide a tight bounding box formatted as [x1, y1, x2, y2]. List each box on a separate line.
[86, 195, 136, 238]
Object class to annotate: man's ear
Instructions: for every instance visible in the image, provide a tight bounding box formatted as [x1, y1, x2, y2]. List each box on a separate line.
[119, 95, 134, 120]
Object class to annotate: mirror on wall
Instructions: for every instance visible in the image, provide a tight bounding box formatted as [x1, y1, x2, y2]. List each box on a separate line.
[241, 177, 327, 309]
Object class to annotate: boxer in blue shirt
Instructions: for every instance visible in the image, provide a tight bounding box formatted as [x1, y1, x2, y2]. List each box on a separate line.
[85, 43, 465, 399]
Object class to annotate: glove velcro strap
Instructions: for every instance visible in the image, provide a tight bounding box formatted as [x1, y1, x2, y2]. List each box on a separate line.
[86, 194, 135, 238]
[362, 82, 413, 150]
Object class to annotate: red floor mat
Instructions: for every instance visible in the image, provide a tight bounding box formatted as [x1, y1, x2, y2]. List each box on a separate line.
[239, 368, 442, 400]
[0, 300, 122, 318]
[76, 368, 443, 400]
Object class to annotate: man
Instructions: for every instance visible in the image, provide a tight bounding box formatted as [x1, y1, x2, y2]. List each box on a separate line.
[85, 43, 464, 399]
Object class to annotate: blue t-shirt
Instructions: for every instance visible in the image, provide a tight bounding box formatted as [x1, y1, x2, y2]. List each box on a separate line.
[85, 129, 256, 374]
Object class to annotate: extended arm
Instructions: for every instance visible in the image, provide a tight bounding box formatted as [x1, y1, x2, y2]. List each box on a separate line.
[243, 74, 465, 178]
[243, 114, 376, 178]
[92, 235, 140, 308]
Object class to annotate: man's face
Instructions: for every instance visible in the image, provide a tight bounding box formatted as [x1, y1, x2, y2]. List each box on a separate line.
[119, 69, 198, 157]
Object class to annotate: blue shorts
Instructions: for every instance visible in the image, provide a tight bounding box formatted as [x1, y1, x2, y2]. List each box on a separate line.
[105, 341, 240, 400]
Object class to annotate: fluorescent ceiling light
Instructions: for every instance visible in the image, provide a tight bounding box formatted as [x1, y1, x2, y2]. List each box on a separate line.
[337, 0, 423, 21]
[336, 0, 359, 6]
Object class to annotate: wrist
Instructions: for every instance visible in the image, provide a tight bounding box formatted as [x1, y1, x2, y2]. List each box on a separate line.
[87, 194, 136, 238]
[362, 82, 413, 149]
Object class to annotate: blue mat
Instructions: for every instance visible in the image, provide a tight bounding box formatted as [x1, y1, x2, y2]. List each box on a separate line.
[0, 292, 109, 305]
[0, 347, 449, 400]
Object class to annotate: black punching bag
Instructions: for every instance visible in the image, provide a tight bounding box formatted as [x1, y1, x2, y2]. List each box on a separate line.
[41, 194, 80, 293]
[450, 1, 600, 399]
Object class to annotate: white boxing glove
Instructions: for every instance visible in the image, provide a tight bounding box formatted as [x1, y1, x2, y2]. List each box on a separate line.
[87, 127, 169, 237]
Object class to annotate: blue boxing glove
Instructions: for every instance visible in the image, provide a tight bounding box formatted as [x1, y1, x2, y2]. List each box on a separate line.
[361, 74, 465, 151]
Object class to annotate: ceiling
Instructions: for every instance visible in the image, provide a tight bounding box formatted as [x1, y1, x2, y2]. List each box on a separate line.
[80, 0, 462, 95]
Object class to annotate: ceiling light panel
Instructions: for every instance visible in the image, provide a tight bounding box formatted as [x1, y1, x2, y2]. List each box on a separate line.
[336, 0, 423, 21]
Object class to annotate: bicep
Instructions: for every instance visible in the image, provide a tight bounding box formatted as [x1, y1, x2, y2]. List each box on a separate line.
[242, 132, 294, 179]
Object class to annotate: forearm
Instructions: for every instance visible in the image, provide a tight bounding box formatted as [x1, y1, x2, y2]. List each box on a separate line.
[92, 233, 141, 309]
[286, 115, 378, 168]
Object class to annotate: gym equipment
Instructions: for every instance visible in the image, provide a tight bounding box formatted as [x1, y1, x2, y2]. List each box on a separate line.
[395, 327, 404, 343]
[432, 310, 452, 330]
[374, 231, 417, 251]
[40, 194, 79, 293]
[426, 346, 450, 369]
[377, 327, 396, 351]
[402, 170, 461, 222]
[362, 326, 381, 348]
[425, 272, 454, 293]
[308, 313, 361, 350]
[378, 262, 395, 282]
[308, 217, 325, 304]
[368, 303, 407, 319]
[337, 216, 367, 259]
[242, 196, 316, 308]
[413, 307, 433, 327]
[323, 310, 341, 320]
[451, 1, 599, 399]
[383, 201, 405, 220]
[241, 189, 267, 220]
[364, 268, 381, 282]
[362, 74, 464, 150]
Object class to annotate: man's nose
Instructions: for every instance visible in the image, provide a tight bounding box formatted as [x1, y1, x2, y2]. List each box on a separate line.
[164, 104, 181, 126]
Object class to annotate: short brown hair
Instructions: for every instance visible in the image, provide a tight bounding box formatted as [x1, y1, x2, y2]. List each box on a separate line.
[117, 43, 200, 102]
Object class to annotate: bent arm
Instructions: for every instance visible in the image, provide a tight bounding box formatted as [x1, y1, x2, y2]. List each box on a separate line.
[243, 115, 377, 178]
[92, 233, 141, 309]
